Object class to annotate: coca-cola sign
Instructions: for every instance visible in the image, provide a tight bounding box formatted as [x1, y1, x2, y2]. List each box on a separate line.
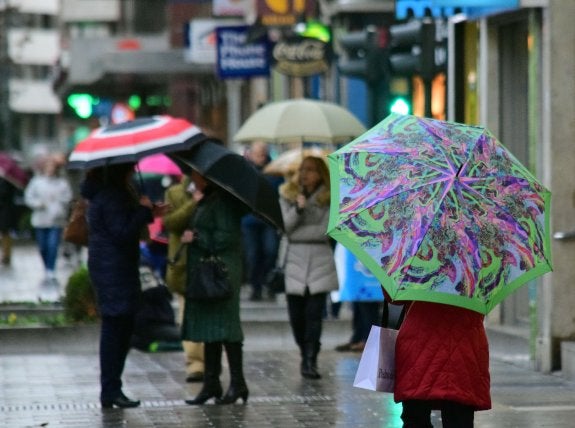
[272, 36, 331, 77]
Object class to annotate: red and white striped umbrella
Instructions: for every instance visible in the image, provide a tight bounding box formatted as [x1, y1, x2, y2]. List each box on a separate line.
[67, 115, 207, 169]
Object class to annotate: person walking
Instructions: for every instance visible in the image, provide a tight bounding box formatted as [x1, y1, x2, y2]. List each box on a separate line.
[163, 175, 205, 383]
[335, 301, 381, 353]
[392, 298, 491, 427]
[182, 169, 249, 406]
[279, 155, 338, 379]
[24, 156, 73, 283]
[0, 177, 18, 266]
[81, 162, 168, 409]
[241, 141, 282, 301]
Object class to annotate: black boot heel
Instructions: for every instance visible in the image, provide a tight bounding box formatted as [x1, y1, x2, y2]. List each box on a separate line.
[185, 384, 223, 405]
[216, 384, 249, 405]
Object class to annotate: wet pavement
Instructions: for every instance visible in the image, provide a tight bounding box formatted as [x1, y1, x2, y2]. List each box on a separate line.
[1, 241, 575, 427]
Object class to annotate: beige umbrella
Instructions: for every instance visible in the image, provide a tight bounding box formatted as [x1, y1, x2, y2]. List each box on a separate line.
[264, 147, 330, 176]
[234, 98, 367, 145]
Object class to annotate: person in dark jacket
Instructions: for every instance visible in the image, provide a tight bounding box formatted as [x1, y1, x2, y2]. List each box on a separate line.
[0, 177, 18, 266]
[81, 162, 168, 409]
[241, 141, 282, 301]
[182, 169, 249, 406]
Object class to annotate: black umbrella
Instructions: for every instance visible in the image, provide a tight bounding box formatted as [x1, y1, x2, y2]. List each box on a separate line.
[170, 140, 284, 232]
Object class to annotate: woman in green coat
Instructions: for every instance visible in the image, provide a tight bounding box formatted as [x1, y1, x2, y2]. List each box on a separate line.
[181, 170, 248, 406]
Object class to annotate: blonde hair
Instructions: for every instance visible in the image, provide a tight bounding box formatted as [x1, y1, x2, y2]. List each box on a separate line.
[279, 155, 330, 206]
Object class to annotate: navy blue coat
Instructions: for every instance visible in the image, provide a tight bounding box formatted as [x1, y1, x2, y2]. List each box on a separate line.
[81, 179, 153, 317]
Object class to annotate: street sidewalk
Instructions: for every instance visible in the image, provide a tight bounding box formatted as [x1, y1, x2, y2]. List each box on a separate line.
[1, 345, 575, 427]
[2, 241, 575, 427]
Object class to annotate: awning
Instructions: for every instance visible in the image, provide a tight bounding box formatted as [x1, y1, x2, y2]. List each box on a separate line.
[67, 37, 214, 86]
[9, 79, 62, 114]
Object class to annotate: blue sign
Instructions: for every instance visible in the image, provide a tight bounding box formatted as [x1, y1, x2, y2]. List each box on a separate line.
[432, 0, 518, 6]
[334, 244, 383, 302]
[395, 0, 519, 19]
[216, 25, 270, 79]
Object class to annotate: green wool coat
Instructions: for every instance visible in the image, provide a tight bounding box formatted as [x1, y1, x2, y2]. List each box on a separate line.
[181, 187, 247, 343]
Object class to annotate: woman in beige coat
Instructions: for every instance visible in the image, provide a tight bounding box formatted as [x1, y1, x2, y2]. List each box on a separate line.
[163, 176, 204, 382]
[279, 156, 338, 379]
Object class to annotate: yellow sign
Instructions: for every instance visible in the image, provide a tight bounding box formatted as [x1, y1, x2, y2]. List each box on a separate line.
[258, 0, 315, 26]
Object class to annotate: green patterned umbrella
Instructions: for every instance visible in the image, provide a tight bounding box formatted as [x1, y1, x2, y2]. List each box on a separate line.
[327, 113, 552, 314]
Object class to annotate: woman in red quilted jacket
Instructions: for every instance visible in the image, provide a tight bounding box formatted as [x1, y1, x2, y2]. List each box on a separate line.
[394, 300, 491, 427]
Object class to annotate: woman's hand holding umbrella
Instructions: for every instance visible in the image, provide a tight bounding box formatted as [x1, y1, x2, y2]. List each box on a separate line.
[180, 229, 196, 244]
[139, 195, 170, 217]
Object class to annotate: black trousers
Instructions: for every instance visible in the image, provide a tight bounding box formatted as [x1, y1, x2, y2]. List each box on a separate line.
[100, 314, 135, 400]
[286, 290, 327, 348]
[401, 400, 475, 428]
[350, 301, 381, 344]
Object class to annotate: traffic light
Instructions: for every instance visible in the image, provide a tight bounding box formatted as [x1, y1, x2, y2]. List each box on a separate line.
[67, 94, 98, 119]
[337, 26, 386, 83]
[390, 97, 411, 115]
[388, 76, 412, 115]
[388, 19, 436, 80]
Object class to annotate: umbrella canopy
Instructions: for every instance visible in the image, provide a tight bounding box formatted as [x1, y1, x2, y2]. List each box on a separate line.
[67, 115, 207, 169]
[263, 147, 330, 176]
[0, 152, 28, 189]
[170, 141, 284, 232]
[137, 153, 182, 177]
[327, 113, 552, 315]
[233, 98, 367, 145]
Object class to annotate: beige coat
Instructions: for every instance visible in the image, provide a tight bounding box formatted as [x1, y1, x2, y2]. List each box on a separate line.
[280, 185, 339, 296]
[163, 178, 196, 296]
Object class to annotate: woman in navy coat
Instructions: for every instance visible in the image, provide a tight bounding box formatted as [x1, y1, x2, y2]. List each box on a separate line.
[81, 163, 167, 409]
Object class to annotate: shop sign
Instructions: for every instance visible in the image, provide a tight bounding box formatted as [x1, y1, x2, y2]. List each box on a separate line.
[395, 0, 519, 19]
[213, 0, 248, 17]
[272, 36, 331, 77]
[185, 19, 241, 64]
[216, 25, 270, 79]
[257, 0, 317, 26]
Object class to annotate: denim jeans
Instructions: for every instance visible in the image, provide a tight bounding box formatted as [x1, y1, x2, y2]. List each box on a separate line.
[241, 219, 279, 295]
[34, 227, 62, 271]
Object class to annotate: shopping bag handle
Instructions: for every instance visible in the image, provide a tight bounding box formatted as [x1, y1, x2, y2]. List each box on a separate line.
[381, 300, 406, 330]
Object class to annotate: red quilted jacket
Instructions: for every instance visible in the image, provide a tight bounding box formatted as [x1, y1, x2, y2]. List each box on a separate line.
[394, 301, 491, 410]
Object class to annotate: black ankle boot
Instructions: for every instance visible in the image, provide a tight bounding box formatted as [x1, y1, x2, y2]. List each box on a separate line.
[301, 343, 321, 379]
[185, 382, 223, 405]
[185, 342, 223, 405]
[216, 342, 249, 405]
[216, 381, 249, 404]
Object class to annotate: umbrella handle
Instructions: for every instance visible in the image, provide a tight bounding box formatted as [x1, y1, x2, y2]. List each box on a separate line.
[134, 164, 146, 195]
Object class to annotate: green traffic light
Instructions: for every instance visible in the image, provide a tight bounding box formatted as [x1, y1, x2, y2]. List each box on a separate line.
[128, 95, 141, 110]
[390, 98, 410, 115]
[295, 20, 331, 43]
[67, 94, 97, 119]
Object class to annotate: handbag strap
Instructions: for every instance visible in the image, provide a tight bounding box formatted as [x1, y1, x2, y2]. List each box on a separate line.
[277, 236, 289, 268]
[381, 300, 406, 329]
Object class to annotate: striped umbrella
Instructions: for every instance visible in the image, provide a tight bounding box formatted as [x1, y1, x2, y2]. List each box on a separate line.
[67, 115, 207, 169]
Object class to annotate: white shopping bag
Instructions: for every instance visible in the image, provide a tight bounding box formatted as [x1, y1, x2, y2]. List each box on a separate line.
[353, 325, 398, 393]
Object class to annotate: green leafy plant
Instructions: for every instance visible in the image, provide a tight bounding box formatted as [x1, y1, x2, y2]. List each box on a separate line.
[63, 266, 99, 322]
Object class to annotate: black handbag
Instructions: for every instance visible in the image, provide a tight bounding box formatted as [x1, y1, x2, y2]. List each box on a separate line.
[264, 238, 288, 294]
[265, 267, 285, 293]
[186, 255, 232, 301]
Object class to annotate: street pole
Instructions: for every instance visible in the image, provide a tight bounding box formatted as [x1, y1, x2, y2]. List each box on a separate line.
[423, 77, 433, 118]
[0, 3, 12, 151]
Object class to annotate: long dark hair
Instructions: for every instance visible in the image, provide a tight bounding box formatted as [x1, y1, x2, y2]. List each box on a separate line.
[87, 163, 135, 187]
